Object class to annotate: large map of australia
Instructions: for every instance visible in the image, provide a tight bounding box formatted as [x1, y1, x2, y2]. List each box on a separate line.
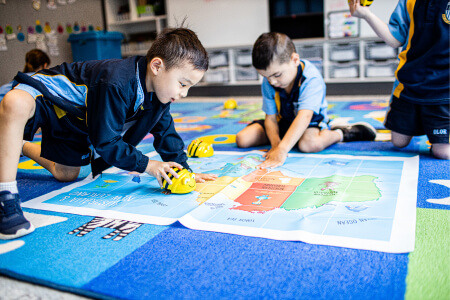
[24, 151, 419, 253]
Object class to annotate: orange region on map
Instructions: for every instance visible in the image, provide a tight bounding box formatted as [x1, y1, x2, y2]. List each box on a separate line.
[231, 169, 305, 213]
[220, 177, 252, 201]
[195, 176, 238, 204]
[243, 169, 304, 185]
[231, 182, 298, 213]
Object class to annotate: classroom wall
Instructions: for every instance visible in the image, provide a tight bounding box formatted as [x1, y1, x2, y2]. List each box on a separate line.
[324, 0, 399, 38]
[0, 0, 102, 85]
[166, 0, 270, 48]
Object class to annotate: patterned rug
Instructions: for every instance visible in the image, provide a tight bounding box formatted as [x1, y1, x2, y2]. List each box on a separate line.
[0, 98, 448, 299]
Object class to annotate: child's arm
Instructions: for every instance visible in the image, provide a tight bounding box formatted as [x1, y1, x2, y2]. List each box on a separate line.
[258, 109, 313, 169]
[349, 0, 402, 48]
[264, 114, 282, 150]
[150, 109, 217, 184]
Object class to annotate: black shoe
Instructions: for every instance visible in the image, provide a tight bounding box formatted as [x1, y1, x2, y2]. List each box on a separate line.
[332, 122, 377, 142]
[0, 191, 34, 240]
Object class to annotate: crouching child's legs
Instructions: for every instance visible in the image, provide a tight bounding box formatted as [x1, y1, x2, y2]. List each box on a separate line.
[431, 144, 450, 160]
[0, 89, 37, 239]
[236, 120, 270, 148]
[22, 142, 80, 182]
[297, 127, 342, 153]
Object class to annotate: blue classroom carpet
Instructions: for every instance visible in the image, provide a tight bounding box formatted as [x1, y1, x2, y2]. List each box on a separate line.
[0, 99, 448, 299]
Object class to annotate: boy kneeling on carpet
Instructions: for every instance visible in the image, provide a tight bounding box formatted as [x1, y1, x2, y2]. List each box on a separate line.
[0, 27, 217, 240]
[236, 32, 377, 169]
[348, 0, 449, 159]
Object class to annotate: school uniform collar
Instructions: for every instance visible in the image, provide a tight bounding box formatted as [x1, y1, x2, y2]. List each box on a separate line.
[137, 56, 148, 95]
[137, 55, 170, 110]
[137, 56, 155, 109]
[276, 63, 304, 98]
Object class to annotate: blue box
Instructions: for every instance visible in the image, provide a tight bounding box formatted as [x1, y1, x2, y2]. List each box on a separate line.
[68, 31, 124, 62]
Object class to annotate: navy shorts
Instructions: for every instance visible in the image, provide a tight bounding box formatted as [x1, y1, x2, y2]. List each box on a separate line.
[250, 113, 326, 139]
[23, 96, 91, 167]
[385, 96, 450, 144]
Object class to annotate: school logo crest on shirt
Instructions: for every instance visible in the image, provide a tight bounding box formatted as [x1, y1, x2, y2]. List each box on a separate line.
[443, 2, 450, 24]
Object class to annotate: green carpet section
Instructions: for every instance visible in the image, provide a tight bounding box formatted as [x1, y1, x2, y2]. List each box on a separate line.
[405, 208, 450, 300]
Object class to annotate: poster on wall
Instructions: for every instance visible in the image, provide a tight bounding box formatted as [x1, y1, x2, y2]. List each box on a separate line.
[328, 11, 360, 38]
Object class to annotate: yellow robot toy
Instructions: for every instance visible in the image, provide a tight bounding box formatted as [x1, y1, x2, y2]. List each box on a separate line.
[162, 167, 196, 194]
[187, 139, 214, 158]
[223, 98, 237, 110]
[349, 0, 373, 6]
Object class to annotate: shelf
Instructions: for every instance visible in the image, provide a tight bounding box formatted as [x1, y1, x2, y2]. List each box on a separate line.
[197, 37, 398, 87]
[326, 77, 395, 83]
[197, 80, 262, 87]
[122, 50, 148, 56]
[108, 15, 166, 26]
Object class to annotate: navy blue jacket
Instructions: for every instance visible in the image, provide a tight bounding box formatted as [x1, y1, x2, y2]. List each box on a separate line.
[389, 0, 449, 104]
[14, 56, 190, 176]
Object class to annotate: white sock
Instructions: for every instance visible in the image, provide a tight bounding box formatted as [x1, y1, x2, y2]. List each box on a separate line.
[335, 129, 344, 142]
[21, 141, 29, 156]
[0, 181, 18, 194]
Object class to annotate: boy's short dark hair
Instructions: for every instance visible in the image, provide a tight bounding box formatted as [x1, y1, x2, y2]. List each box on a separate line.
[146, 27, 209, 71]
[252, 32, 296, 70]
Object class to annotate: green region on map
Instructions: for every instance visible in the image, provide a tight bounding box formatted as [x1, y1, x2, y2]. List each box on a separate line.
[281, 175, 381, 210]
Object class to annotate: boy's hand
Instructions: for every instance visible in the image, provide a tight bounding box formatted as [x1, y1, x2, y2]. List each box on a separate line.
[348, 0, 370, 19]
[262, 145, 278, 159]
[258, 147, 288, 169]
[194, 173, 218, 183]
[145, 160, 184, 188]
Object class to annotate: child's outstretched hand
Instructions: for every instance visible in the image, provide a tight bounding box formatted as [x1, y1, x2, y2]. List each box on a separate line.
[195, 173, 218, 183]
[145, 160, 183, 188]
[258, 147, 288, 169]
[348, 0, 370, 18]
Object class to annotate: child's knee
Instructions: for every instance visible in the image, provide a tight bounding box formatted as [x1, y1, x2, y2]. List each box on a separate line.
[431, 144, 450, 160]
[391, 140, 410, 148]
[0, 91, 34, 119]
[298, 140, 322, 153]
[235, 132, 249, 148]
[391, 132, 412, 148]
[53, 165, 80, 182]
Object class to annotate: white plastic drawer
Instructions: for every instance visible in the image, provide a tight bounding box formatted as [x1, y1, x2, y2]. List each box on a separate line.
[296, 44, 323, 60]
[365, 42, 398, 60]
[235, 66, 258, 81]
[203, 67, 229, 83]
[209, 51, 229, 68]
[329, 62, 359, 78]
[329, 43, 359, 62]
[365, 60, 398, 77]
[234, 49, 253, 66]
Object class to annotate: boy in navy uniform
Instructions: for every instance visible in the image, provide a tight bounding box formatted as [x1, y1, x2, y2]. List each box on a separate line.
[0, 28, 217, 239]
[348, 0, 449, 159]
[236, 32, 377, 169]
